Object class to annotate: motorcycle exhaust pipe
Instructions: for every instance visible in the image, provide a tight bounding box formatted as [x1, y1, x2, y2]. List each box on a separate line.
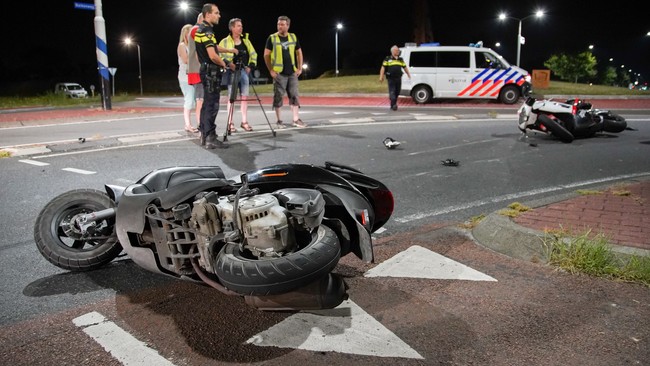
[244, 273, 348, 311]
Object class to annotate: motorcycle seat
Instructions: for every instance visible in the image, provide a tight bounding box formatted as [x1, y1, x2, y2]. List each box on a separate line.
[138, 166, 226, 192]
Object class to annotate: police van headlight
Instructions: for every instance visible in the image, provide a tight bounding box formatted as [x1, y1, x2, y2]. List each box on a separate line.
[524, 75, 531, 83]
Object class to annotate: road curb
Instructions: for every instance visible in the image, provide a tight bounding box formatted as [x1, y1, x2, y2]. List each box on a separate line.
[472, 208, 650, 264]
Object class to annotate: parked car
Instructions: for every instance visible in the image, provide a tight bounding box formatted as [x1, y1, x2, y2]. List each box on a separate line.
[54, 82, 88, 98]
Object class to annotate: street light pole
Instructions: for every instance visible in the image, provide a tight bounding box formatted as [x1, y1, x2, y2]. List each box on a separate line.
[516, 19, 522, 67]
[499, 11, 544, 67]
[124, 37, 143, 95]
[335, 23, 342, 77]
[136, 44, 143, 96]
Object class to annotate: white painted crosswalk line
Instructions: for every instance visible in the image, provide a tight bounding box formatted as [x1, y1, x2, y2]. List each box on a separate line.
[246, 299, 423, 359]
[73, 311, 176, 366]
[364, 245, 497, 281]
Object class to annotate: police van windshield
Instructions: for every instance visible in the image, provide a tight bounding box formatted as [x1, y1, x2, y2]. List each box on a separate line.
[476, 51, 507, 69]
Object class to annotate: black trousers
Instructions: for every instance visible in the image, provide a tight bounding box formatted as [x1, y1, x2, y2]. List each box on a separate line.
[387, 77, 402, 108]
[199, 72, 220, 135]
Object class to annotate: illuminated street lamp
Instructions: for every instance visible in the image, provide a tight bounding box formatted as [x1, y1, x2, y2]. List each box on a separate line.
[179, 1, 191, 22]
[124, 37, 143, 95]
[335, 23, 343, 76]
[498, 10, 544, 67]
[302, 63, 309, 79]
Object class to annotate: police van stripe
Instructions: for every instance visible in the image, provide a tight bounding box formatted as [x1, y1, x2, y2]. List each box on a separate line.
[460, 67, 525, 98]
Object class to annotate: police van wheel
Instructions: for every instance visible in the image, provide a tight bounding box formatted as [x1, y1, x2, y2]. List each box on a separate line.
[412, 85, 432, 104]
[499, 86, 520, 104]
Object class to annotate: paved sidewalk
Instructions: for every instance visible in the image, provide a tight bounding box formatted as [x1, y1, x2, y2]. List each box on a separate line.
[473, 179, 650, 261]
[513, 180, 650, 251]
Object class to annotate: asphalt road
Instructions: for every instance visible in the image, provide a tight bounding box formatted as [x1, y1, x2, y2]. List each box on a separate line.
[1, 103, 649, 365]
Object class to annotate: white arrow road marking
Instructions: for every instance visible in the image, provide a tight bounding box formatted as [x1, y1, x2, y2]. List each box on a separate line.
[62, 167, 96, 175]
[246, 299, 423, 359]
[73, 311, 176, 366]
[364, 245, 497, 281]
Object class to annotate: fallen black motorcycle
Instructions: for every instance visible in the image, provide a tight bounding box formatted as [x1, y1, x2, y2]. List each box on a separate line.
[518, 96, 628, 143]
[34, 162, 394, 310]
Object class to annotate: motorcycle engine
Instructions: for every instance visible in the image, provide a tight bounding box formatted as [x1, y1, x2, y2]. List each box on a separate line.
[191, 188, 325, 265]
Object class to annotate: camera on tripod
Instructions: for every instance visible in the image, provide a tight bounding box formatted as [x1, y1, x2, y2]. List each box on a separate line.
[232, 50, 247, 69]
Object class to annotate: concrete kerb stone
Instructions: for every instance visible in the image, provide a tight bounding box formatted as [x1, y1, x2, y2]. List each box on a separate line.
[473, 212, 650, 264]
[472, 212, 548, 263]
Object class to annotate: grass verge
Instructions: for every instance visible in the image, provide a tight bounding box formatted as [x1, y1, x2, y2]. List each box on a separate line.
[543, 229, 650, 287]
[497, 202, 531, 218]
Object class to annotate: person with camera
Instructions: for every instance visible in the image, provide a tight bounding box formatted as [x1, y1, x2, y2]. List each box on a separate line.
[194, 3, 237, 149]
[219, 18, 257, 133]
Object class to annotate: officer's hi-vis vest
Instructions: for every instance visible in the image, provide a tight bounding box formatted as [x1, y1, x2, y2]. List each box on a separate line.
[269, 32, 297, 73]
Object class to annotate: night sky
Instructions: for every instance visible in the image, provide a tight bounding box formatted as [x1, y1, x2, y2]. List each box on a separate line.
[2, 0, 648, 94]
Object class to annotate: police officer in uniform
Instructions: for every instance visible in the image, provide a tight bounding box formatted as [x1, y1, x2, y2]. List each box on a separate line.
[194, 3, 237, 149]
[379, 45, 411, 111]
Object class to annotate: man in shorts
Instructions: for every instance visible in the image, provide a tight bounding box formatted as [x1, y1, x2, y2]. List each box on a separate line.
[263, 15, 306, 128]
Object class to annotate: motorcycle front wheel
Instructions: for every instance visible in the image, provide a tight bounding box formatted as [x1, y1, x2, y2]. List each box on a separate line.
[601, 112, 627, 133]
[215, 225, 341, 296]
[34, 189, 122, 271]
[538, 114, 574, 143]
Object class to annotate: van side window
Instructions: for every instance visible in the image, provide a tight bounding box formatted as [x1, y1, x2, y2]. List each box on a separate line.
[409, 51, 437, 67]
[437, 52, 469, 68]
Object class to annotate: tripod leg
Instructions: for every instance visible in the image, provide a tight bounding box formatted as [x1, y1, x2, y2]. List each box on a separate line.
[249, 81, 276, 137]
[223, 70, 241, 142]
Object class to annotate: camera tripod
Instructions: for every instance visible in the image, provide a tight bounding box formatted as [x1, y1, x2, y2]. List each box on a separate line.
[222, 62, 276, 142]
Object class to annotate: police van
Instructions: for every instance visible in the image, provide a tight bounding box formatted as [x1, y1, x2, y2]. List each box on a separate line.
[399, 42, 531, 104]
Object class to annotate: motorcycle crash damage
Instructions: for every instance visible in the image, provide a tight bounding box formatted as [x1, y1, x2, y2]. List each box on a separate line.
[517, 95, 629, 143]
[34, 162, 394, 311]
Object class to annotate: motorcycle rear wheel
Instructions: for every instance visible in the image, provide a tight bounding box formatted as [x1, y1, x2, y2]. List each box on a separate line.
[34, 189, 122, 271]
[215, 225, 341, 295]
[538, 115, 574, 143]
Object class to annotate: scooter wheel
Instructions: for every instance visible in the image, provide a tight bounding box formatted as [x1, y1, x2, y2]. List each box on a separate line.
[215, 225, 341, 296]
[34, 189, 122, 271]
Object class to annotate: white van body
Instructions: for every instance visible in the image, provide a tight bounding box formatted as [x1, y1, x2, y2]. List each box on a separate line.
[399, 44, 531, 104]
[54, 82, 88, 98]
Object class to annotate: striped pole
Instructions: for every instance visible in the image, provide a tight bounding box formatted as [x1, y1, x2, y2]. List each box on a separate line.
[93, 0, 111, 110]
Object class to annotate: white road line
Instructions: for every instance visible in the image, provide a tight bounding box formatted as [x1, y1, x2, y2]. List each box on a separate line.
[31, 138, 192, 158]
[18, 159, 50, 166]
[73, 312, 176, 366]
[329, 117, 375, 123]
[395, 172, 650, 223]
[413, 115, 458, 120]
[0, 114, 181, 132]
[247, 299, 423, 359]
[62, 167, 96, 175]
[365, 245, 497, 281]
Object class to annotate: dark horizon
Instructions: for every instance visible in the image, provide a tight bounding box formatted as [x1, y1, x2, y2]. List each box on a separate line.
[2, 0, 648, 95]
